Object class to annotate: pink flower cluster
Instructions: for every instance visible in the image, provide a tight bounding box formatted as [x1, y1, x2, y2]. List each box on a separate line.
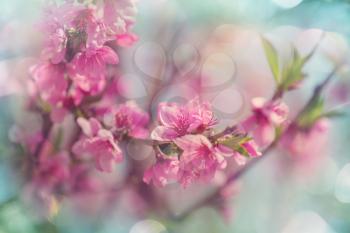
[144, 99, 261, 188]
[30, 0, 137, 123]
[73, 101, 149, 172]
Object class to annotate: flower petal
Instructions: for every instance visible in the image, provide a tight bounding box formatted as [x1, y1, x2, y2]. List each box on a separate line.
[157, 102, 180, 127]
[151, 126, 178, 141]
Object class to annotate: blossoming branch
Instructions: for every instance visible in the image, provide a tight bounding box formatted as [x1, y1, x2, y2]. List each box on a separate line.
[5, 0, 346, 224]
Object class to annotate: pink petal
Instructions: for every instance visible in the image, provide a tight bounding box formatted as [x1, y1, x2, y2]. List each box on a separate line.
[157, 102, 180, 127]
[254, 122, 275, 147]
[241, 115, 257, 132]
[116, 33, 138, 47]
[268, 101, 289, 125]
[251, 97, 267, 109]
[233, 152, 247, 165]
[242, 141, 261, 157]
[151, 126, 179, 141]
[96, 153, 114, 172]
[77, 117, 101, 137]
[174, 134, 210, 151]
[99, 46, 119, 64]
[129, 128, 149, 139]
[215, 145, 234, 157]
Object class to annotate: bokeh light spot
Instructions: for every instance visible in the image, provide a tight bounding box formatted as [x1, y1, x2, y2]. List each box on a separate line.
[129, 219, 167, 233]
[173, 43, 199, 75]
[334, 163, 350, 203]
[281, 211, 334, 233]
[201, 53, 236, 89]
[272, 0, 303, 9]
[134, 42, 166, 79]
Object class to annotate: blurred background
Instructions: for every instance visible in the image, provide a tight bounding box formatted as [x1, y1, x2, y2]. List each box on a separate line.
[1, 0, 350, 232]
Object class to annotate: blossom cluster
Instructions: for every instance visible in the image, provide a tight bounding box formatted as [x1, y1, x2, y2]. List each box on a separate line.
[30, 0, 137, 123]
[7, 0, 340, 221]
[144, 98, 261, 187]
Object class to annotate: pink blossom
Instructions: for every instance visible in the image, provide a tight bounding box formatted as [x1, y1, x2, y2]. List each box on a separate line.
[242, 97, 289, 147]
[143, 157, 179, 187]
[69, 46, 118, 92]
[116, 33, 138, 47]
[41, 23, 67, 64]
[241, 141, 262, 157]
[35, 149, 70, 192]
[68, 87, 85, 106]
[30, 62, 67, 106]
[39, 2, 84, 63]
[72, 117, 123, 172]
[174, 135, 229, 187]
[280, 118, 330, 157]
[69, 46, 118, 77]
[71, 7, 109, 48]
[42, 2, 84, 27]
[69, 164, 101, 193]
[216, 144, 247, 166]
[24, 149, 70, 218]
[151, 98, 217, 141]
[113, 101, 150, 139]
[102, 0, 138, 36]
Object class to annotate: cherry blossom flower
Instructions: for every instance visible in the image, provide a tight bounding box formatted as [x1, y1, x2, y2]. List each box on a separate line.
[41, 23, 67, 64]
[35, 150, 70, 192]
[113, 101, 150, 139]
[151, 98, 217, 141]
[24, 148, 70, 219]
[30, 62, 67, 106]
[174, 135, 229, 187]
[70, 7, 109, 49]
[280, 118, 330, 157]
[69, 46, 118, 93]
[39, 2, 84, 62]
[216, 144, 247, 166]
[102, 0, 138, 36]
[242, 97, 289, 147]
[143, 156, 179, 187]
[69, 164, 102, 193]
[72, 117, 122, 172]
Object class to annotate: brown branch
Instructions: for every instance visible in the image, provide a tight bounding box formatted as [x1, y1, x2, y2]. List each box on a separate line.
[31, 113, 52, 164]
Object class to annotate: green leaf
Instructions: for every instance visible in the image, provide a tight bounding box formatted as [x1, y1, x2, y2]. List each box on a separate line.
[261, 37, 280, 83]
[158, 143, 181, 157]
[280, 46, 315, 91]
[297, 96, 325, 128]
[217, 134, 250, 148]
[217, 134, 252, 157]
[280, 48, 303, 90]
